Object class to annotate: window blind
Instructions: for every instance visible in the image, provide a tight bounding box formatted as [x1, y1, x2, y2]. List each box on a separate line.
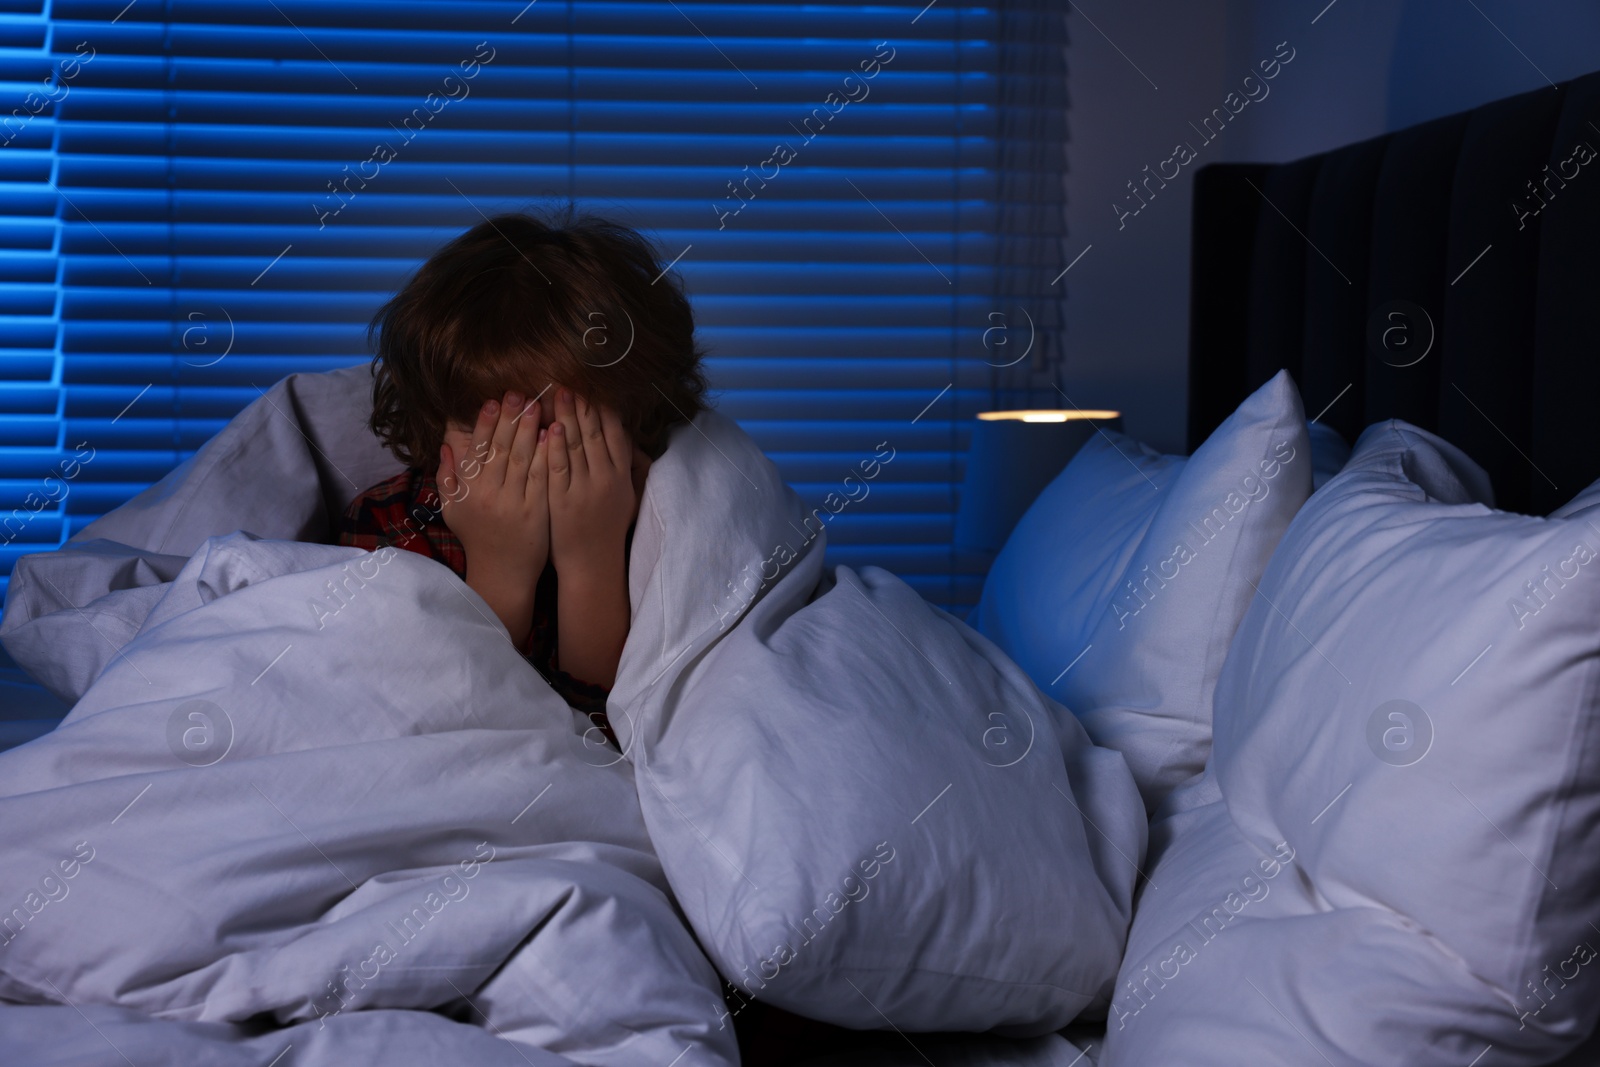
[0, 0, 1069, 614]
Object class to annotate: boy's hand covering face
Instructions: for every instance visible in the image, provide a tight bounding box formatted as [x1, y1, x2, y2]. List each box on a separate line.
[547, 388, 639, 576]
[437, 389, 553, 586]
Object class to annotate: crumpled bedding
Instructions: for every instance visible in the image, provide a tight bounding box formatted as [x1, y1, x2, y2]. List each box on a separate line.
[0, 533, 736, 1067]
[0, 369, 1131, 1065]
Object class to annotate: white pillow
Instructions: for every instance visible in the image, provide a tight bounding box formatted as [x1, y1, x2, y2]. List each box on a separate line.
[975, 370, 1312, 811]
[1102, 421, 1600, 1065]
[1102, 792, 1519, 1065]
[1551, 479, 1600, 519]
[614, 411, 1147, 1036]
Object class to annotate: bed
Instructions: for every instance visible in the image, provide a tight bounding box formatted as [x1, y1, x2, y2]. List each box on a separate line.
[0, 364, 1142, 1066]
[3, 68, 1600, 1067]
[1093, 66, 1600, 1065]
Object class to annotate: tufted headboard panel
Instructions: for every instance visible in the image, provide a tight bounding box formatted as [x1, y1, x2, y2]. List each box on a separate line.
[1187, 72, 1600, 514]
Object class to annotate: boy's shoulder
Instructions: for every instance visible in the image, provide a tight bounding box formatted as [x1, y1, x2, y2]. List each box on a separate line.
[336, 466, 438, 549]
[347, 467, 421, 512]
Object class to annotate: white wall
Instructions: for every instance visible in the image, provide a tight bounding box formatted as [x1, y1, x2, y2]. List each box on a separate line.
[1065, 0, 1600, 452]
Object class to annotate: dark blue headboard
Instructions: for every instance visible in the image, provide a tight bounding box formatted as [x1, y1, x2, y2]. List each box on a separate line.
[1187, 71, 1600, 515]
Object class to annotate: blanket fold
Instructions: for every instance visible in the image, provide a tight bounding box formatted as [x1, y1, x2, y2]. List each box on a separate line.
[0, 533, 736, 1067]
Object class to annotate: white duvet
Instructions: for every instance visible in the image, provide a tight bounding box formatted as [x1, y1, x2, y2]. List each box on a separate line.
[0, 368, 1138, 1065]
[0, 531, 736, 1066]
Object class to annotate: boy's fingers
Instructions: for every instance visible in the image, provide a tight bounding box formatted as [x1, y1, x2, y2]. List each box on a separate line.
[529, 426, 553, 516]
[528, 425, 550, 487]
[546, 422, 571, 487]
[575, 393, 609, 471]
[487, 390, 522, 485]
[598, 404, 631, 471]
[467, 399, 496, 480]
[508, 393, 539, 483]
[555, 387, 587, 478]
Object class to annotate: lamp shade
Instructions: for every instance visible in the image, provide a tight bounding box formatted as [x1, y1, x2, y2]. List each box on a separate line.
[953, 410, 1122, 554]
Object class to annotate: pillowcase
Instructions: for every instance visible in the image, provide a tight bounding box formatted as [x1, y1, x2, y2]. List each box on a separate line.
[975, 370, 1312, 811]
[1552, 479, 1600, 519]
[611, 410, 1147, 1036]
[1102, 420, 1600, 1065]
[1101, 792, 1520, 1065]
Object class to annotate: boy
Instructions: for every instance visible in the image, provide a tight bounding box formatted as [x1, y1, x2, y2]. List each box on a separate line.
[337, 208, 708, 745]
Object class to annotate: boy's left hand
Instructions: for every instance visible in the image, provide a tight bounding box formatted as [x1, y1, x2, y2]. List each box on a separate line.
[547, 388, 638, 576]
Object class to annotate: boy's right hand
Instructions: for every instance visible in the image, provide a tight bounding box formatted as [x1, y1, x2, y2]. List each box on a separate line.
[438, 390, 552, 630]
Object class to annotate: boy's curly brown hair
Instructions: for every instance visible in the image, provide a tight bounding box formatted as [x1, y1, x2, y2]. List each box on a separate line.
[367, 206, 709, 467]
